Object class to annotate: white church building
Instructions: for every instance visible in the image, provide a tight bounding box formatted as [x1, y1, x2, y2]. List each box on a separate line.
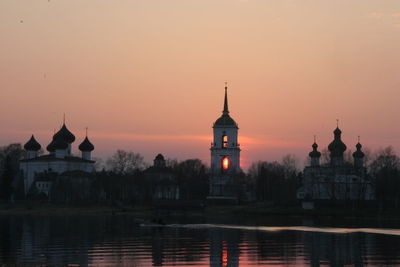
[208, 85, 241, 203]
[20, 122, 95, 196]
[297, 126, 375, 208]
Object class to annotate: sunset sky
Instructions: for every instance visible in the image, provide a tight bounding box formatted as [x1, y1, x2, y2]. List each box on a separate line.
[1, 0, 400, 168]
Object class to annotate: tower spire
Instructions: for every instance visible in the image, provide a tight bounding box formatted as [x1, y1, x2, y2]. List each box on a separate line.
[223, 82, 229, 115]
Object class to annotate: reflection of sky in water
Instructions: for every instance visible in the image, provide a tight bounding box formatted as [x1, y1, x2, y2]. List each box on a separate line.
[1, 216, 400, 266]
[170, 224, 400, 236]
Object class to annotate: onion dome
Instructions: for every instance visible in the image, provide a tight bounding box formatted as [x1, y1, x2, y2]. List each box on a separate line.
[214, 85, 238, 127]
[328, 127, 347, 156]
[24, 135, 41, 151]
[353, 142, 365, 158]
[309, 142, 321, 158]
[53, 137, 68, 150]
[53, 123, 75, 143]
[46, 139, 56, 152]
[333, 127, 341, 135]
[79, 136, 94, 151]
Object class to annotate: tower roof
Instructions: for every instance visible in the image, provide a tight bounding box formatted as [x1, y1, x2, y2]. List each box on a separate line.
[24, 135, 41, 151]
[214, 84, 238, 128]
[333, 127, 342, 135]
[153, 153, 167, 169]
[155, 153, 165, 161]
[309, 136, 321, 158]
[214, 115, 237, 127]
[54, 123, 75, 144]
[353, 137, 365, 159]
[328, 126, 347, 156]
[46, 139, 56, 152]
[223, 84, 229, 115]
[79, 136, 94, 152]
[53, 136, 68, 150]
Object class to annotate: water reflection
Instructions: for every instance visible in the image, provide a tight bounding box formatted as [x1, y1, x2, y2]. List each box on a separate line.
[1, 215, 400, 266]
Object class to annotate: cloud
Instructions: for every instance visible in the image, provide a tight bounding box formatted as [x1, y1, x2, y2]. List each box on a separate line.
[2, 128, 304, 152]
[366, 11, 400, 29]
[239, 134, 303, 148]
[367, 12, 386, 19]
[367, 11, 400, 20]
[95, 132, 211, 142]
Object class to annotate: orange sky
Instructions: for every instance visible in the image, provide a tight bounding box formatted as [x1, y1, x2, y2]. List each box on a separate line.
[1, 0, 400, 168]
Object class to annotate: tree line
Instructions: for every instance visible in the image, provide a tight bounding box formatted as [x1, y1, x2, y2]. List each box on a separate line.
[1, 143, 400, 209]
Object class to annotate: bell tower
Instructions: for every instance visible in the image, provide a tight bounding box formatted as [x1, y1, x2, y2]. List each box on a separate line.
[208, 84, 241, 200]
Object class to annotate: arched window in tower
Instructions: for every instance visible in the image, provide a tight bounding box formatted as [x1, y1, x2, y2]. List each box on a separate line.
[222, 135, 228, 148]
[222, 157, 229, 173]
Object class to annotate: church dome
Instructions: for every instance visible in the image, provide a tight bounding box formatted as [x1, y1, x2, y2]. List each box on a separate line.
[155, 153, 165, 161]
[333, 127, 342, 135]
[214, 114, 237, 127]
[46, 139, 56, 152]
[153, 153, 166, 169]
[54, 123, 75, 143]
[79, 137, 94, 152]
[353, 142, 365, 158]
[309, 142, 321, 158]
[328, 127, 347, 156]
[24, 135, 41, 151]
[53, 137, 68, 150]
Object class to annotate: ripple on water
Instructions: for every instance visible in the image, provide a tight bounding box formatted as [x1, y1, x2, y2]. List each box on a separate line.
[2, 217, 400, 266]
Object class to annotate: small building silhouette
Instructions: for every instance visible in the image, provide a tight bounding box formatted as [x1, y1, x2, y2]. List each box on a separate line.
[142, 154, 180, 201]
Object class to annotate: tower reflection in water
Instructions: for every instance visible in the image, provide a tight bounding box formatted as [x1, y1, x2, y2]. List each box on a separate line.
[209, 228, 240, 267]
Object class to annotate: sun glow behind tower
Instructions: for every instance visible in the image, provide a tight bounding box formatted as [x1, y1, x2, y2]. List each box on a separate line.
[222, 157, 229, 171]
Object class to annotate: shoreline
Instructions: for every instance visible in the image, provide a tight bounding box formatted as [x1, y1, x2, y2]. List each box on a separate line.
[2, 202, 400, 225]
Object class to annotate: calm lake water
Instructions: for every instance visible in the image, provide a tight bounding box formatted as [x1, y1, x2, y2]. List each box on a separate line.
[1, 215, 400, 266]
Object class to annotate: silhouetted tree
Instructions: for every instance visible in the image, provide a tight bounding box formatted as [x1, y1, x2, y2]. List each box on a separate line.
[93, 157, 105, 171]
[0, 156, 14, 201]
[172, 159, 209, 200]
[282, 154, 299, 179]
[0, 143, 24, 200]
[249, 157, 299, 205]
[106, 150, 146, 175]
[370, 146, 400, 209]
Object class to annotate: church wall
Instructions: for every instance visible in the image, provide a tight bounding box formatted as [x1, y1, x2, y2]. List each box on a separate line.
[20, 160, 95, 195]
[299, 167, 375, 201]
